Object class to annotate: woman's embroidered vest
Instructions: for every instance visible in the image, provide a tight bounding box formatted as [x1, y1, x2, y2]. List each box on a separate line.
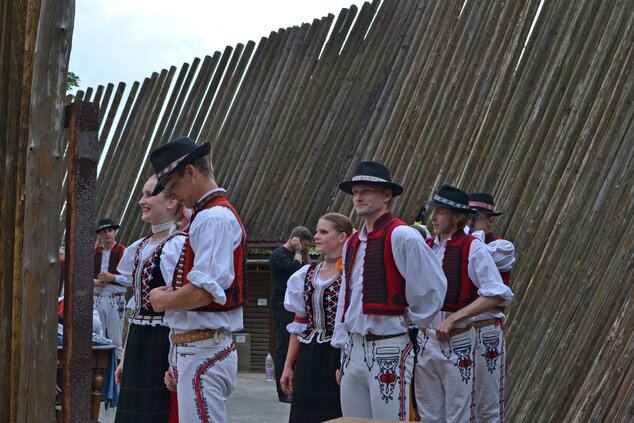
[131, 232, 185, 319]
[303, 264, 342, 336]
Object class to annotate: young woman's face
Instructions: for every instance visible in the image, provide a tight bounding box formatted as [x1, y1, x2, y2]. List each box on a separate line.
[314, 218, 345, 257]
[138, 177, 175, 224]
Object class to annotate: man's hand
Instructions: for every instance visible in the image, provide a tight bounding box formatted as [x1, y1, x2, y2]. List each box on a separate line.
[149, 286, 172, 312]
[94, 278, 108, 288]
[97, 272, 116, 283]
[335, 368, 343, 386]
[164, 367, 177, 392]
[280, 367, 294, 395]
[435, 318, 456, 343]
[115, 360, 124, 385]
[290, 237, 302, 252]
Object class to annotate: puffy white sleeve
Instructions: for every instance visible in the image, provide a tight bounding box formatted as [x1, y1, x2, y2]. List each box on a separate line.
[159, 233, 187, 287]
[284, 265, 310, 333]
[115, 238, 143, 287]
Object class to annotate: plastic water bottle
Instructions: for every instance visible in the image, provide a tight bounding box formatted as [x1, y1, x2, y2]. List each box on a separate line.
[265, 353, 274, 382]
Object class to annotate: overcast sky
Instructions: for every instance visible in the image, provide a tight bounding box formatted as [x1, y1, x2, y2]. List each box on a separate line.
[69, 0, 367, 92]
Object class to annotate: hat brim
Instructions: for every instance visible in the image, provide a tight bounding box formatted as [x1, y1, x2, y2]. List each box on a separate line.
[473, 208, 503, 216]
[95, 224, 120, 234]
[338, 180, 403, 197]
[152, 142, 211, 196]
[424, 200, 477, 214]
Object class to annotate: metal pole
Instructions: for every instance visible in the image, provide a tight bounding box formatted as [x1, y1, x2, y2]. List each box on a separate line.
[62, 101, 99, 423]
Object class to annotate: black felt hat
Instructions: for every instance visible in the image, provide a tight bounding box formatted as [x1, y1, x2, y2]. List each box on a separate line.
[424, 185, 476, 214]
[95, 218, 120, 233]
[150, 137, 211, 195]
[468, 192, 503, 216]
[338, 161, 404, 197]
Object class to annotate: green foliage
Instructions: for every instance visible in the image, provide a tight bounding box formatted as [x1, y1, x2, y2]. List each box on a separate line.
[67, 71, 80, 92]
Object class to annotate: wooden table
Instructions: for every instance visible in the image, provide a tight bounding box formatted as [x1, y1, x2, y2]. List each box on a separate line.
[57, 344, 116, 422]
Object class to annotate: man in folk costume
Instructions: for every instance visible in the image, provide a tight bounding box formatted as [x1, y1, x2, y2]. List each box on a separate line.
[149, 137, 246, 423]
[414, 185, 513, 423]
[468, 192, 516, 422]
[332, 161, 447, 421]
[94, 218, 128, 359]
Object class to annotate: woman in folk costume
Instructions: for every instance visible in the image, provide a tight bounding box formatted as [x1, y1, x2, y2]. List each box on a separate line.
[114, 175, 185, 423]
[280, 213, 353, 423]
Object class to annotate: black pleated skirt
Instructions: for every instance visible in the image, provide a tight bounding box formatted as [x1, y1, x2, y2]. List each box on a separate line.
[115, 324, 172, 423]
[289, 338, 342, 423]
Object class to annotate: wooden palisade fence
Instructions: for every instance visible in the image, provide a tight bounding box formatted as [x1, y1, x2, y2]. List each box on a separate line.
[0, 0, 75, 420]
[2, 0, 633, 420]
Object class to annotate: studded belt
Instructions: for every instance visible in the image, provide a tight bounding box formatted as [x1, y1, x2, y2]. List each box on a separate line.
[171, 329, 218, 344]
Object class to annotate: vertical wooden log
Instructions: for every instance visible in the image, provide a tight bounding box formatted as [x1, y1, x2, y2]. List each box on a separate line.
[62, 101, 98, 423]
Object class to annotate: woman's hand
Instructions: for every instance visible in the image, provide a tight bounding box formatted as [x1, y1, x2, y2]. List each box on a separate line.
[280, 367, 294, 395]
[115, 360, 124, 385]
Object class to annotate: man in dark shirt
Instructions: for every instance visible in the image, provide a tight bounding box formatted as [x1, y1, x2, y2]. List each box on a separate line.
[270, 226, 312, 403]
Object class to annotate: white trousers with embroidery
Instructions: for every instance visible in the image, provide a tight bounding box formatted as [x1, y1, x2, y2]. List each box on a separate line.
[474, 322, 505, 423]
[173, 332, 237, 423]
[415, 328, 476, 423]
[94, 293, 126, 359]
[340, 333, 413, 421]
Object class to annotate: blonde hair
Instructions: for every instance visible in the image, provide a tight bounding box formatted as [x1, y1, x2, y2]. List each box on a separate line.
[320, 213, 353, 237]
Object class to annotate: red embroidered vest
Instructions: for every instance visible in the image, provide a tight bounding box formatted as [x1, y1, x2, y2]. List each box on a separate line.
[485, 232, 512, 313]
[94, 243, 126, 282]
[427, 231, 478, 312]
[343, 212, 407, 318]
[173, 192, 247, 312]
[303, 264, 342, 335]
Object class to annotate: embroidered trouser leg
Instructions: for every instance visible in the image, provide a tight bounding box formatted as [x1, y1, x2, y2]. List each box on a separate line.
[474, 323, 505, 423]
[340, 333, 413, 421]
[95, 294, 126, 359]
[415, 328, 476, 423]
[174, 332, 237, 423]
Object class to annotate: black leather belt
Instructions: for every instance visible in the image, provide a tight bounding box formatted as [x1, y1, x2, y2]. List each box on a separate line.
[365, 332, 407, 342]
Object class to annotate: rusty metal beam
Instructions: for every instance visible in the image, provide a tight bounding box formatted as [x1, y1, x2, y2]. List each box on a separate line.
[62, 101, 99, 423]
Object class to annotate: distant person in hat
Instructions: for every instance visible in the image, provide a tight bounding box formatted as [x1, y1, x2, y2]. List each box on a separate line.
[94, 218, 128, 359]
[414, 185, 513, 423]
[468, 192, 516, 422]
[411, 206, 432, 239]
[148, 137, 247, 423]
[270, 226, 313, 403]
[114, 174, 186, 422]
[331, 161, 446, 421]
